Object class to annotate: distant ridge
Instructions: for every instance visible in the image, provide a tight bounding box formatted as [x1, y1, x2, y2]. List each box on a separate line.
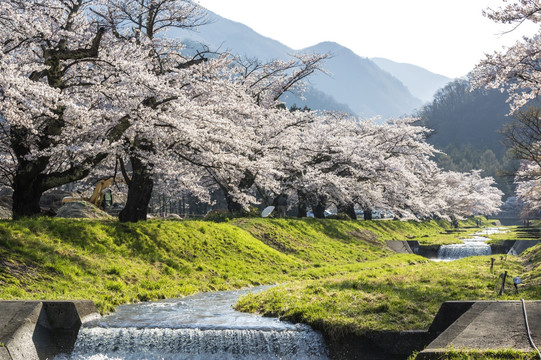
[371, 57, 453, 103]
[171, 10, 447, 119]
[301, 41, 422, 118]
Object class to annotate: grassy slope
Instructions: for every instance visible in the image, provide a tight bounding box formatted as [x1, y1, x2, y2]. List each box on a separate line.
[0, 218, 302, 312]
[235, 217, 497, 247]
[1, 215, 531, 341]
[0, 217, 396, 312]
[235, 254, 530, 337]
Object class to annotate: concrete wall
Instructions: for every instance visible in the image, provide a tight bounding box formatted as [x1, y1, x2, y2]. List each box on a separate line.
[508, 240, 540, 255]
[386, 240, 413, 254]
[417, 301, 541, 359]
[0, 301, 99, 360]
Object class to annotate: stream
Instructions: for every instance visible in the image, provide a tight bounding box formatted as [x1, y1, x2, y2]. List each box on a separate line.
[56, 286, 328, 360]
[436, 227, 505, 261]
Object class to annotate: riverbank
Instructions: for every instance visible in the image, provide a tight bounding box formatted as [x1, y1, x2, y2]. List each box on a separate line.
[235, 254, 533, 336]
[1, 217, 533, 344]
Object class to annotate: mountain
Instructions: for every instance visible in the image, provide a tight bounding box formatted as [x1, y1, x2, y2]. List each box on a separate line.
[417, 79, 510, 156]
[302, 42, 422, 119]
[170, 11, 424, 119]
[173, 13, 291, 62]
[416, 78, 517, 198]
[371, 58, 452, 103]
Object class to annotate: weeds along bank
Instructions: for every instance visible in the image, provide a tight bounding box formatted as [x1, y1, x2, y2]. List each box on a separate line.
[0, 217, 520, 326]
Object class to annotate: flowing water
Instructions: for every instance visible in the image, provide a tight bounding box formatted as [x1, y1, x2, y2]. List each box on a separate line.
[437, 227, 504, 261]
[56, 286, 328, 360]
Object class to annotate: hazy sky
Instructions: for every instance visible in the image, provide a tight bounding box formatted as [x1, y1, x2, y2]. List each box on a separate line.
[196, 0, 537, 78]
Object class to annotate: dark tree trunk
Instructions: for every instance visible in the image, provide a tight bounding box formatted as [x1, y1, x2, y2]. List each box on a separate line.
[297, 191, 308, 218]
[119, 138, 155, 222]
[272, 194, 288, 218]
[223, 170, 255, 214]
[338, 203, 357, 220]
[363, 209, 373, 221]
[313, 201, 326, 219]
[225, 192, 243, 213]
[12, 171, 44, 218]
[10, 123, 51, 218]
[119, 156, 154, 222]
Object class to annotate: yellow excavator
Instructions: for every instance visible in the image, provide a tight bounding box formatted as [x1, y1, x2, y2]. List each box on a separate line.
[62, 177, 122, 209]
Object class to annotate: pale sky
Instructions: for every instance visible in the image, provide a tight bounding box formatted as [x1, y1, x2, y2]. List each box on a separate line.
[196, 0, 538, 78]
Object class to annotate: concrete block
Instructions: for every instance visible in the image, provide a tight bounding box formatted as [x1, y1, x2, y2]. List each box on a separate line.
[0, 302, 42, 360]
[0, 347, 12, 360]
[0, 300, 99, 360]
[418, 301, 541, 359]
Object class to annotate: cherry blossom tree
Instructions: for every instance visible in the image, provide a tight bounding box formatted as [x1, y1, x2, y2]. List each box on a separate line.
[515, 162, 541, 212]
[471, 0, 541, 212]
[0, 0, 161, 218]
[275, 113, 503, 220]
[471, 0, 541, 112]
[88, 0, 330, 221]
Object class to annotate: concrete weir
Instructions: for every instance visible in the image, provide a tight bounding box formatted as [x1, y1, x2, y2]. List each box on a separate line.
[0, 301, 99, 360]
[388, 240, 541, 259]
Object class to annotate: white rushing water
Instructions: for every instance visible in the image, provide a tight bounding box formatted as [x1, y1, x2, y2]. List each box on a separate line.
[56, 287, 328, 360]
[436, 227, 505, 261]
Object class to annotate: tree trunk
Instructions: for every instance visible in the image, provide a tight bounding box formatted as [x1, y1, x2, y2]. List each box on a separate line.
[225, 192, 243, 213]
[12, 171, 44, 218]
[338, 203, 357, 220]
[10, 124, 50, 218]
[272, 194, 288, 218]
[313, 201, 326, 219]
[297, 191, 308, 218]
[119, 141, 154, 222]
[363, 209, 373, 221]
[225, 170, 255, 214]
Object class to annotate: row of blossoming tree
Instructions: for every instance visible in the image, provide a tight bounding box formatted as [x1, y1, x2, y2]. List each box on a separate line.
[0, 0, 503, 222]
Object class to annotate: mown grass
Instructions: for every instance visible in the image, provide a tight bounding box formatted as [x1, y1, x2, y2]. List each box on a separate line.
[356, 217, 497, 246]
[0, 218, 306, 312]
[235, 217, 496, 248]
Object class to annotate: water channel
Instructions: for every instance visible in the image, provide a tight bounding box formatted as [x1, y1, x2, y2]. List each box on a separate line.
[436, 227, 505, 261]
[56, 286, 328, 360]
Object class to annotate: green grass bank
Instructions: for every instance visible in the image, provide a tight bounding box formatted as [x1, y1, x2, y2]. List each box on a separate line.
[0, 216, 531, 341]
[0, 216, 403, 312]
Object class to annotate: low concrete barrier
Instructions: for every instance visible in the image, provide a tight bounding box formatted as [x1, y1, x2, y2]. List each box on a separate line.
[0, 301, 99, 360]
[507, 240, 540, 255]
[386, 240, 414, 254]
[417, 301, 541, 359]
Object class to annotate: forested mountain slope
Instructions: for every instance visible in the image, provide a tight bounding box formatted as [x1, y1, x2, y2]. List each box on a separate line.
[416, 79, 517, 197]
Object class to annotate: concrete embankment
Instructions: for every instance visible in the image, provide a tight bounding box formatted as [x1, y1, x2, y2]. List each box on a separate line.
[330, 300, 541, 359]
[417, 301, 541, 359]
[325, 300, 483, 359]
[0, 301, 99, 360]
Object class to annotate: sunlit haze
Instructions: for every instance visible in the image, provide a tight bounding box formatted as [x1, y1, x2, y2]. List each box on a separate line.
[196, 0, 538, 78]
